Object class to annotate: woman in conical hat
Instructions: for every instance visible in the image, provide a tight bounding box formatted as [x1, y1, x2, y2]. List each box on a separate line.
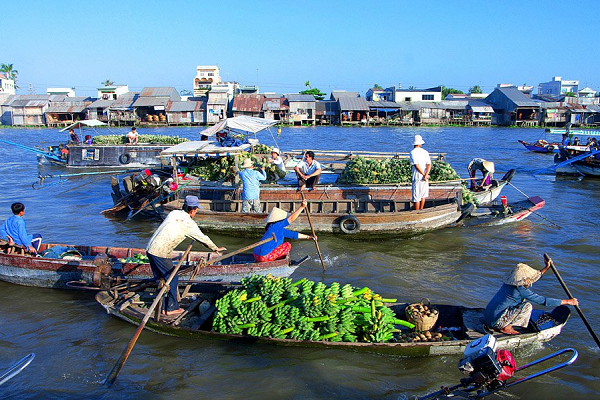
[253, 199, 316, 262]
[484, 257, 578, 335]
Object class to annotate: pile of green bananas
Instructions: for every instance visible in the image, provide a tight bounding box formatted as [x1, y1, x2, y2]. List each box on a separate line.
[189, 150, 286, 183]
[339, 156, 460, 185]
[91, 134, 189, 145]
[212, 274, 414, 343]
[118, 253, 149, 264]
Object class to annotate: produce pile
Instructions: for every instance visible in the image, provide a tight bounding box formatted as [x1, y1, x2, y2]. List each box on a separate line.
[118, 253, 149, 264]
[189, 147, 286, 183]
[92, 134, 189, 145]
[338, 156, 460, 185]
[212, 274, 414, 343]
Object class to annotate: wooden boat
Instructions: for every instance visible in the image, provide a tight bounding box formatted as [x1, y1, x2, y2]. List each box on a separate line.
[518, 140, 559, 153]
[572, 159, 600, 177]
[463, 196, 545, 226]
[161, 192, 463, 238]
[0, 242, 302, 290]
[95, 284, 571, 357]
[470, 169, 515, 205]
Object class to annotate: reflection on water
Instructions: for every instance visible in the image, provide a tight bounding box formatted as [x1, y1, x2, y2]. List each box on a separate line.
[0, 126, 599, 398]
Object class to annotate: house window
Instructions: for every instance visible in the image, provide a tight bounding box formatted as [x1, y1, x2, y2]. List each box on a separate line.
[404, 97, 412, 102]
[208, 72, 214, 76]
[182, 112, 187, 117]
[422, 94, 434, 101]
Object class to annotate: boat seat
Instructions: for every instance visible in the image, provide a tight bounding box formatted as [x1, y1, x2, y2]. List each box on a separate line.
[0, 238, 28, 255]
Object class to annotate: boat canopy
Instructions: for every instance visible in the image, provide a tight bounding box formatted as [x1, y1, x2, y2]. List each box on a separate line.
[59, 119, 107, 132]
[199, 116, 277, 137]
[160, 141, 251, 157]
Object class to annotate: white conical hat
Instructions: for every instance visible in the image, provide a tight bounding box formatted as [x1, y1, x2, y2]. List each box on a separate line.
[241, 158, 254, 168]
[482, 161, 495, 173]
[265, 207, 289, 223]
[503, 263, 541, 286]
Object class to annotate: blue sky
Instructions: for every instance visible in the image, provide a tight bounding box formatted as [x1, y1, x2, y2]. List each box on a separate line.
[5, 0, 600, 97]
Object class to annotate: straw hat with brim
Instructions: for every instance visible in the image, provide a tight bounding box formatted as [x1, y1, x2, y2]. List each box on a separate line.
[265, 207, 289, 224]
[503, 263, 542, 286]
[482, 161, 495, 173]
[241, 158, 254, 168]
[413, 135, 425, 145]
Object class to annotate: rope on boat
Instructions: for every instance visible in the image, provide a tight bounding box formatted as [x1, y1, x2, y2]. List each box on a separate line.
[507, 181, 562, 229]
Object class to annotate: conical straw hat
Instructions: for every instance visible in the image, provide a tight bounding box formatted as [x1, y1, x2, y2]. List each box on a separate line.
[502, 263, 541, 286]
[265, 207, 289, 224]
[482, 161, 495, 173]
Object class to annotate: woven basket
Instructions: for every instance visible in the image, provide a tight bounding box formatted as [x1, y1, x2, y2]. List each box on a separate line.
[405, 298, 439, 331]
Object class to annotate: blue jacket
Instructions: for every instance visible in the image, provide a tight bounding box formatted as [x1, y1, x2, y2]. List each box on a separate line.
[0, 215, 33, 248]
[484, 283, 561, 326]
[254, 219, 299, 256]
[239, 168, 267, 200]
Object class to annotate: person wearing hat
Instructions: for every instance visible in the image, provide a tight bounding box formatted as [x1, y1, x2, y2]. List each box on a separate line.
[239, 158, 267, 213]
[267, 147, 286, 173]
[484, 258, 578, 335]
[127, 127, 139, 144]
[409, 135, 431, 210]
[294, 150, 321, 191]
[145, 195, 226, 316]
[467, 158, 495, 191]
[253, 200, 316, 262]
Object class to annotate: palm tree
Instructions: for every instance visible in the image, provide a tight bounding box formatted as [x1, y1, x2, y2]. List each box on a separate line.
[1, 63, 19, 88]
[304, 80, 311, 88]
[102, 79, 114, 86]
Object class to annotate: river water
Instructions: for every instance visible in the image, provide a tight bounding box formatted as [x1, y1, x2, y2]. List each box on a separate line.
[0, 126, 598, 399]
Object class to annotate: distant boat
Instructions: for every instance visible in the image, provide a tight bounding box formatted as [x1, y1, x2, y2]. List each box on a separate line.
[518, 140, 559, 153]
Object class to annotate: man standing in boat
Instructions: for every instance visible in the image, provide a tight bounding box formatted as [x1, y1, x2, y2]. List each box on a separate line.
[294, 151, 322, 191]
[145, 195, 226, 316]
[239, 158, 267, 213]
[410, 135, 431, 210]
[0, 202, 42, 254]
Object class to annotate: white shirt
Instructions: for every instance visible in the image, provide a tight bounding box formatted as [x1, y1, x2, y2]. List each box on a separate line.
[146, 210, 218, 258]
[409, 147, 431, 182]
[297, 159, 321, 176]
[271, 155, 285, 172]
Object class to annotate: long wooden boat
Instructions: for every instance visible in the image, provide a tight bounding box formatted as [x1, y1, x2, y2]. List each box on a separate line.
[470, 169, 515, 205]
[162, 194, 463, 238]
[0, 242, 301, 290]
[96, 285, 571, 357]
[518, 140, 559, 153]
[572, 160, 600, 177]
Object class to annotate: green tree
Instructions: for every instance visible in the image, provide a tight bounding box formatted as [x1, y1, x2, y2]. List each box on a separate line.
[469, 85, 482, 94]
[300, 80, 326, 100]
[1, 63, 19, 88]
[441, 86, 464, 98]
[373, 83, 383, 89]
[102, 79, 114, 86]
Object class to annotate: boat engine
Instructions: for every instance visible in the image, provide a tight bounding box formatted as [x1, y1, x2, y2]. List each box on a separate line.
[457, 334, 516, 388]
[92, 253, 114, 289]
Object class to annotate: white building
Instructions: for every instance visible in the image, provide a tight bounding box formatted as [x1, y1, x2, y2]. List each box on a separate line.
[538, 76, 579, 96]
[0, 73, 16, 95]
[97, 85, 129, 100]
[394, 86, 442, 102]
[194, 65, 222, 96]
[47, 87, 76, 97]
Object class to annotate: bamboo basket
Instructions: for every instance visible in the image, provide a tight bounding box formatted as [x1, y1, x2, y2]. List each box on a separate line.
[405, 298, 439, 331]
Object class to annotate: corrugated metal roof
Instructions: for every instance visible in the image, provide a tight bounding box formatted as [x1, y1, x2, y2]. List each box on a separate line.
[262, 98, 289, 111]
[132, 97, 170, 107]
[208, 98, 228, 106]
[109, 93, 139, 110]
[46, 102, 87, 113]
[496, 87, 539, 107]
[331, 91, 359, 100]
[440, 100, 468, 110]
[232, 94, 265, 112]
[88, 99, 115, 108]
[285, 94, 316, 102]
[467, 100, 494, 113]
[586, 105, 600, 112]
[367, 101, 400, 109]
[565, 103, 587, 111]
[396, 101, 430, 111]
[12, 99, 49, 108]
[167, 101, 203, 112]
[0, 94, 15, 105]
[140, 87, 180, 99]
[339, 96, 370, 111]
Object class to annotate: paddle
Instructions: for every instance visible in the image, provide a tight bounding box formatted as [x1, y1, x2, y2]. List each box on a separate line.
[104, 236, 277, 385]
[299, 191, 326, 272]
[543, 253, 600, 349]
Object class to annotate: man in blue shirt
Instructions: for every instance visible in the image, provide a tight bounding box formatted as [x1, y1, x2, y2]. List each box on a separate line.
[0, 202, 42, 253]
[239, 158, 267, 213]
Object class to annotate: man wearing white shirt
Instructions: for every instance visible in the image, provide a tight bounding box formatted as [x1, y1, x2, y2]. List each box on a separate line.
[409, 135, 431, 210]
[294, 150, 321, 191]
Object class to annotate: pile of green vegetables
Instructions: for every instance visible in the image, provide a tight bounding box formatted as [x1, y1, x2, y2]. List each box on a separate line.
[189, 146, 286, 183]
[118, 253, 149, 264]
[212, 274, 414, 343]
[92, 135, 189, 145]
[339, 156, 460, 185]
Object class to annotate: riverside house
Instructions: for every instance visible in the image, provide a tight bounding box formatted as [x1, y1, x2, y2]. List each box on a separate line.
[485, 86, 540, 126]
[134, 87, 180, 124]
[286, 94, 316, 125]
[166, 100, 205, 125]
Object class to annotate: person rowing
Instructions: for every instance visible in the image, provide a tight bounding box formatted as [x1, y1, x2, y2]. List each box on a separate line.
[484, 258, 578, 335]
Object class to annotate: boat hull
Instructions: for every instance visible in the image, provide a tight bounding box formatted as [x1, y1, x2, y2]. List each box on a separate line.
[38, 144, 171, 168]
[97, 290, 570, 357]
[572, 162, 600, 177]
[0, 243, 296, 289]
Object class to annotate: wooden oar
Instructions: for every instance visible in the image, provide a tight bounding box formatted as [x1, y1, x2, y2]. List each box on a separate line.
[299, 191, 326, 272]
[543, 253, 600, 349]
[104, 236, 277, 385]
